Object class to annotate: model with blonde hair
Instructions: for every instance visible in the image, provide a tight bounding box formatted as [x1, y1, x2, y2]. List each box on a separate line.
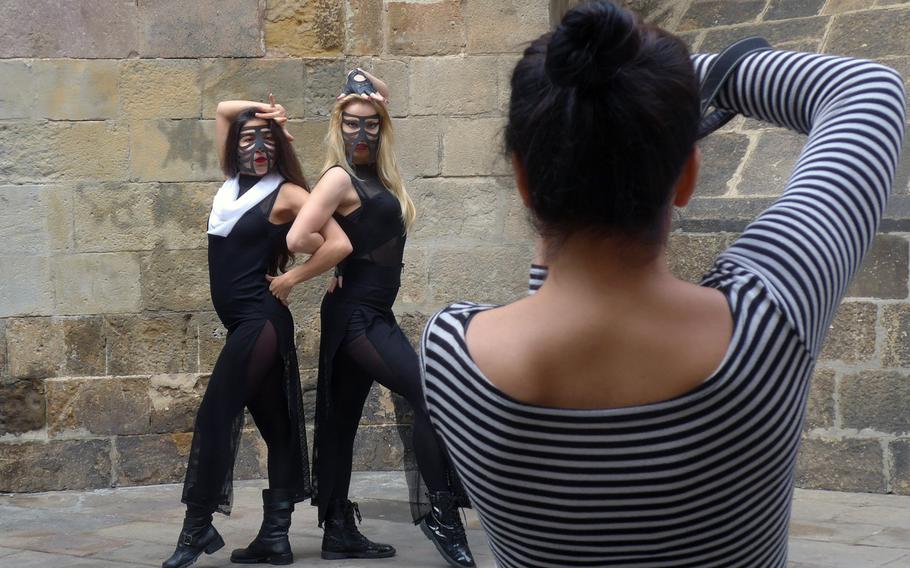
[283, 69, 474, 567]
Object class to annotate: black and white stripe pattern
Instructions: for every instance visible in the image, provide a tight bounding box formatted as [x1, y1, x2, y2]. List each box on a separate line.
[528, 264, 548, 295]
[420, 50, 905, 568]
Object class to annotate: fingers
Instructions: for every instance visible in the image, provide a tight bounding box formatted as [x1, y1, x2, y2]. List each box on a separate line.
[327, 277, 337, 293]
[283, 126, 295, 142]
[265, 275, 274, 281]
[269, 93, 276, 107]
[338, 276, 343, 289]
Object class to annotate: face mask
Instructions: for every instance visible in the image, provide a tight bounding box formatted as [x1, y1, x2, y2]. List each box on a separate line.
[341, 111, 381, 165]
[237, 125, 276, 175]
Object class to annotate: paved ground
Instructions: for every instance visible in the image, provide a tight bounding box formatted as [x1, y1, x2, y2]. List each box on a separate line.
[0, 473, 908, 567]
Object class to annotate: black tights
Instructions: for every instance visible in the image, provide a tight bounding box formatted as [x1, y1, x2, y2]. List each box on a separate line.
[184, 320, 295, 514]
[327, 315, 450, 504]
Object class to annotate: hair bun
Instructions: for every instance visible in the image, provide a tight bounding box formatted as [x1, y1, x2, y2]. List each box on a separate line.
[545, 1, 640, 89]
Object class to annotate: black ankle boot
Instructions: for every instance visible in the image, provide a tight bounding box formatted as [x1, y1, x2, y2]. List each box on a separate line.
[420, 491, 475, 568]
[230, 489, 294, 565]
[162, 508, 225, 568]
[321, 499, 396, 560]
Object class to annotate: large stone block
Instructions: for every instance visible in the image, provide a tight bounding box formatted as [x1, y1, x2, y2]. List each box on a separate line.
[806, 367, 835, 430]
[33, 60, 118, 120]
[1, 121, 130, 182]
[0, 0, 138, 58]
[0, 185, 72, 255]
[46, 376, 151, 436]
[303, 59, 347, 119]
[502, 186, 534, 243]
[149, 373, 208, 434]
[140, 249, 210, 312]
[0, 256, 55, 317]
[400, 246, 429, 307]
[388, 0, 465, 56]
[410, 57, 500, 116]
[679, 0, 766, 31]
[737, 130, 806, 196]
[696, 132, 751, 197]
[397, 311, 430, 349]
[74, 183, 157, 252]
[137, 0, 263, 58]
[825, 7, 910, 58]
[347, 0, 383, 55]
[130, 119, 220, 182]
[394, 116, 442, 179]
[115, 432, 192, 486]
[881, 304, 910, 367]
[429, 245, 533, 305]
[893, 439, 910, 495]
[286, 119, 331, 179]
[667, 232, 738, 283]
[700, 16, 830, 52]
[840, 370, 910, 434]
[0, 379, 45, 435]
[442, 118, 509, 176]
[765, 0, 826, 20]
[409, 177, 502, 241]
[153, 183, 214, 250]
[360, 384, 403, 426]
[497, 54, 521, 114]
[0, 320, 7, 382]
[293, 307, 323, 371]
[236, 428, 269, 480]
[465, 0, 549, 54]
[200, 58, 305, 119]
[847, 234, 909, 299]
[266, 0, 344, 57]
[369, 58, 409, 118]
[7, 317, 104, 379]
[105, 313, 198, 375]
[120, 60, 202, 120]
[0, 439, 111, 492]
[0, 60, 34, 119]
[819, 302, 877, 363]
[352, 424, 412, 471]
[795, 437, 886, 492]
[51, 253, 142, 315]
[197, 312, 228, 374]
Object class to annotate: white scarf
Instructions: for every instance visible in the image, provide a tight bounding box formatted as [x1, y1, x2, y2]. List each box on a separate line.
[207, 173, 283, 237]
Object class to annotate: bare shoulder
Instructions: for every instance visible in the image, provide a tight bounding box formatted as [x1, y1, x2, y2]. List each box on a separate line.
[316, 165, 354, 192]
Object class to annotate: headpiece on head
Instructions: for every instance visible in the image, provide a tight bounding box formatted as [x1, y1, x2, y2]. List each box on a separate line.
[343, 69, 377, 97]
[237, 124, 276, 175]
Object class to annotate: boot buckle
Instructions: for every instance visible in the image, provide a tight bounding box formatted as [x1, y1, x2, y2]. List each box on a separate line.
[181, 532, 194, 546]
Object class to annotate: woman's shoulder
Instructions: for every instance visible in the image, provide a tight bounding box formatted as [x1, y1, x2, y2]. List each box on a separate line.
[423, 302, 498, 344]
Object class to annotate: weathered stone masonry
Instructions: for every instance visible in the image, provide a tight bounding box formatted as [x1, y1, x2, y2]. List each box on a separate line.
[0, 0, 908, 496]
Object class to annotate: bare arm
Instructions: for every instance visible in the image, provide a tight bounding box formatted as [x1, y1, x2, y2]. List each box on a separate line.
[286, 167, 354, 254]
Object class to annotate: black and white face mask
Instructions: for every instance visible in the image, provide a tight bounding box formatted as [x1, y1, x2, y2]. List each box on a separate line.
[341, 112, 381, 165]
[237, 125, 276, 175]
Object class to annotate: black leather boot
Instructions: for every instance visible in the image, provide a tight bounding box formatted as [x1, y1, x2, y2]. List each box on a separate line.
[321, 499, 396, 559]
[230, 489, 294, 565]
[420, 491, 475, 568]
[162, 508, 225, 568]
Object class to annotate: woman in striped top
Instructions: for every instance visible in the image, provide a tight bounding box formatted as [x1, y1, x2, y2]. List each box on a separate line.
[419, 2, 906, 567]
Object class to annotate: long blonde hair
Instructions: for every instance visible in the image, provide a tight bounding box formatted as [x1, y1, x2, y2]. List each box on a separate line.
[322, 95, 416, 231]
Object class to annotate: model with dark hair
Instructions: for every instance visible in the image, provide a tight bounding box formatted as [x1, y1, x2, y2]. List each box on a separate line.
[162, 97, 352, 568]
[420, 1, 906, 567]
[280, 70, 475, 567]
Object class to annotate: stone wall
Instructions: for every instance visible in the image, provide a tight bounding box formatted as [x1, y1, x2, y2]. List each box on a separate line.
[0, 0, 908, 497]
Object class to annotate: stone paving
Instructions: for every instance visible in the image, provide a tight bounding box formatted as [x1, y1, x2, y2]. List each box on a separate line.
[0, 473, 908, 567]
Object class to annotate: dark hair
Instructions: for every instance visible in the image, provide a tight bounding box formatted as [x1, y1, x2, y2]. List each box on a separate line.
[221, 108, 309, 274]
[505, 0, 700, 244]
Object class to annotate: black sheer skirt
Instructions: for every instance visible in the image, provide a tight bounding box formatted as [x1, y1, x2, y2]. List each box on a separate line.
[182, 311, 311, 515]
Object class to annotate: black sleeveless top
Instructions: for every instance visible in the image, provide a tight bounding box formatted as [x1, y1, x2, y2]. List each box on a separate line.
[332, 164, 406, 284]
[208, 175, 290, 327]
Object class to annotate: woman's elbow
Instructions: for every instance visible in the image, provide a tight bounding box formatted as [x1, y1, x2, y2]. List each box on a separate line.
[287, 232, 321, 254]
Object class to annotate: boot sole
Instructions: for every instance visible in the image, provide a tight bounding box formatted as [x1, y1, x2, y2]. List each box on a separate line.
[229, 552, 293, 565]
[321, 549, 396, 560]
[169, 533, 225, 568]
[420, 520, 475, 568]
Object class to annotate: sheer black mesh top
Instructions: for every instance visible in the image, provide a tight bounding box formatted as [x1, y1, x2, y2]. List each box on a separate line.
[333, 164, 406, 269]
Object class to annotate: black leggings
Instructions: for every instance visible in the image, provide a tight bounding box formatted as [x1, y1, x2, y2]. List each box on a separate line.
[186, 320, 295, 512]
[327, 310, 451, 504]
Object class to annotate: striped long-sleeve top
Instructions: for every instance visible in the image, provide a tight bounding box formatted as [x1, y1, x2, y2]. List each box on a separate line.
[419, 50, 906, 568]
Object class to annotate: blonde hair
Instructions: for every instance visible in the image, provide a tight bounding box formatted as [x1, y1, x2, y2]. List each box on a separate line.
[322, 95, 416, 231]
